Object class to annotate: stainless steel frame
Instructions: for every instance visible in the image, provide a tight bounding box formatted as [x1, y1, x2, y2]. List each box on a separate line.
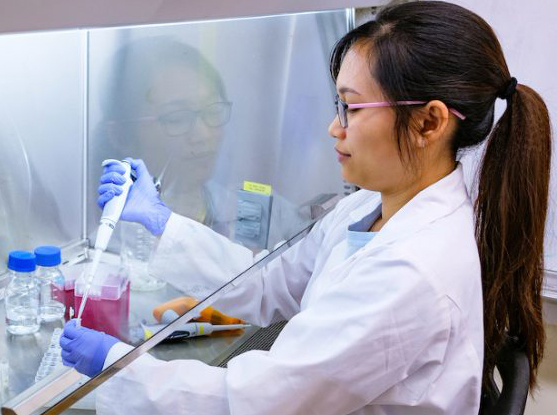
[1, 369, 82, 415]
[81, 31, 90, 244]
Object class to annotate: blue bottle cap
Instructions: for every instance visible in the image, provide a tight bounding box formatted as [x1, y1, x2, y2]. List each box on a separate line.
[7, 251, 36, 272]
[34, 246, 62, 267]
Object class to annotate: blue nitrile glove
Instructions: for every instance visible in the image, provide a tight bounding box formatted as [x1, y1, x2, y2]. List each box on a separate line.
[60, 320, 119, 378]
[98, 158, 171, 235]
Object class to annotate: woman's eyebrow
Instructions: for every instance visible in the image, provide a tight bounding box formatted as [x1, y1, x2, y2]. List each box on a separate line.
[337, 86, 361, 95]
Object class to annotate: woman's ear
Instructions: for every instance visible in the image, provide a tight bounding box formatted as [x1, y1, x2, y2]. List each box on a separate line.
[411, 100, 452, 148]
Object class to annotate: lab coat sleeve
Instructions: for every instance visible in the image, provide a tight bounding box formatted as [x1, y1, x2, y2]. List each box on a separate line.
[149, 211, 332, 326]
[96, 251, 452, 415]
[149, 212, 254, 299]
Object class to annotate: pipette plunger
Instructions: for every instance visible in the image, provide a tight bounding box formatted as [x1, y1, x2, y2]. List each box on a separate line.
[76, 159, 133, 326]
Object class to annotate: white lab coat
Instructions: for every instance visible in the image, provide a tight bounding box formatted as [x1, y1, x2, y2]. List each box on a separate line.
[96, 163, 483, 415]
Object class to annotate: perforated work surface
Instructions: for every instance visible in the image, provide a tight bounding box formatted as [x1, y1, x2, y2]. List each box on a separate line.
[216, 321, 287, 367]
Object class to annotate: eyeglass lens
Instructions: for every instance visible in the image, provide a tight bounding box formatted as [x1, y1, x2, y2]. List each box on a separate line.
[335, 97, 347, 128]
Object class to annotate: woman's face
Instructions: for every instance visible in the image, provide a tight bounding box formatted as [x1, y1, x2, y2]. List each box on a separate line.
[328, 46, 411, 193]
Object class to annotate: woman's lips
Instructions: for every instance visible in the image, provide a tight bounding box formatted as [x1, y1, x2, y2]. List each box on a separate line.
[335, 148, 351, 163]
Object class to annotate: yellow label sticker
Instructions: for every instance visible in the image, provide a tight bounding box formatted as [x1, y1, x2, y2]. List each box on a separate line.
[243, 181, 272, 196]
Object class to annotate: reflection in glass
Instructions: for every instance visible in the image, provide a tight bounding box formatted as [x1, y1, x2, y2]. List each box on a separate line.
[94, 37, 231, 226]
[158, 101, 232, 136]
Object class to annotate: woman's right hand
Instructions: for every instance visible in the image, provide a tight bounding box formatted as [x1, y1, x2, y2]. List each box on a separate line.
[98, 158, 171, 236]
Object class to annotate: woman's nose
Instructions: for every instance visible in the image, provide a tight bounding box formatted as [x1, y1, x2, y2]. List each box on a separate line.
[328, 115, 346, 140]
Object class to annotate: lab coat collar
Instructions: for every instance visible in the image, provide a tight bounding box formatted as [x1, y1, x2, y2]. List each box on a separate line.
[349, 163, 470, 250]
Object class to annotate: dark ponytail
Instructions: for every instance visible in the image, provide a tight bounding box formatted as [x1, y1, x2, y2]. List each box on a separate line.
[477, 83, 550, 389]
[330, 1, 551, 390]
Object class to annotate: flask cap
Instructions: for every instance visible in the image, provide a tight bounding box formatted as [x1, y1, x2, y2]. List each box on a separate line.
[34, 246, 62, 267]
[7, 251, 36, 272]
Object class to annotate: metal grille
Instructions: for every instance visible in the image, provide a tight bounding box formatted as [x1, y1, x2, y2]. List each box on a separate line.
[216, 321, 287, 367]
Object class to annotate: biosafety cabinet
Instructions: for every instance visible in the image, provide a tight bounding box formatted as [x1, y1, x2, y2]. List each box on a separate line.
[0, 1, 393, 414]
[1, 1, 556, 414]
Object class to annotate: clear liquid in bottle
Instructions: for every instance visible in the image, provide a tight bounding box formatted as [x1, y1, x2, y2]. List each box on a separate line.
[5, 251, 40, 335]
[35, 246, 66, 322]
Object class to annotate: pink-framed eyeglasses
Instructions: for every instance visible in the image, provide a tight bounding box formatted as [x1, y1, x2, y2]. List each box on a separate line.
[335, 96, 466, 128]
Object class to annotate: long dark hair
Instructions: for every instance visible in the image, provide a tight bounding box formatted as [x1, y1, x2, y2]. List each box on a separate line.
[330, 1, 551, 391]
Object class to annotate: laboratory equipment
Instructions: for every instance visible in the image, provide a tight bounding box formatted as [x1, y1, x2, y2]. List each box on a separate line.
[159, 309, 181, 324]
[94, 160, 133, 252]
[118, 163, 167, 291]
[34, 328, 64, 383]
[74, 262, 130, 339]
[120, 221, 166, 291]
[4, 251, 40, 335]
[34, 246, 65, 322]
[76, 159, 132, 325]
[140, 321, 250, 341]
[98, 159, 171, 236]
[235, 183, 273, 250]
[63, 272, 76, 321]
[153, 296, 244, 325]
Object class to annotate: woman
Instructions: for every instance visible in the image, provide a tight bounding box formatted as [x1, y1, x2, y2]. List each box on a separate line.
[60, 2, 550, 414]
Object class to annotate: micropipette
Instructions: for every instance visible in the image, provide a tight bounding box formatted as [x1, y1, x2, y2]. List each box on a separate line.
[140, 321, 251, 341]
[76, 159, 133, 326]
